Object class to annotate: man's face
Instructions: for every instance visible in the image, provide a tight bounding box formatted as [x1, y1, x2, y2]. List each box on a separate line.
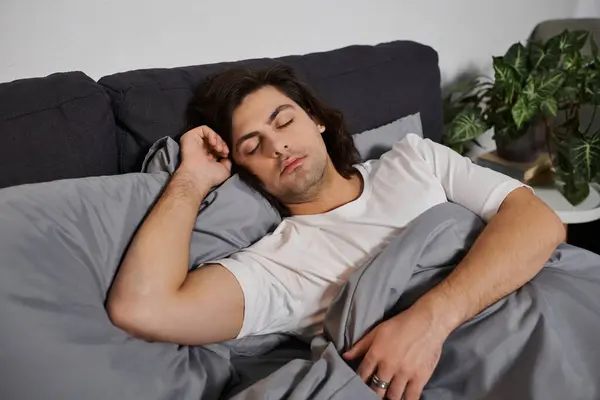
[230, 85, 329, 203]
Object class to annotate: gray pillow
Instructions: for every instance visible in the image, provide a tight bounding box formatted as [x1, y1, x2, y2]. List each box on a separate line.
[353, 112, 423, 161]
[0, 172, 235, 399]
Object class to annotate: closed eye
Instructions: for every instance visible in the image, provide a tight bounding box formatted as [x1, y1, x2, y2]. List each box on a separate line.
[277, 119, 294, 129]
[248, 138, 261, 155]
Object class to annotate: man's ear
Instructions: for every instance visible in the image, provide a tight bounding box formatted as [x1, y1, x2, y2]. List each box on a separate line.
[314, 120, 326, 133]
[311, 116, 326, 134]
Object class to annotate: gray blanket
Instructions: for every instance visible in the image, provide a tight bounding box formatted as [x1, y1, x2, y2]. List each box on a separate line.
[2, 140, 600, 399]
[229, 203, 600, 400]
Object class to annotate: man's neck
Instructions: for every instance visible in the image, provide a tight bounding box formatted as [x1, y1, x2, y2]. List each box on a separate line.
[286, 167, 364, 216]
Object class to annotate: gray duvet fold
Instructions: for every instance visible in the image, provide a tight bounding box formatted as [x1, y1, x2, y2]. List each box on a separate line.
[2, 142, 600, 399]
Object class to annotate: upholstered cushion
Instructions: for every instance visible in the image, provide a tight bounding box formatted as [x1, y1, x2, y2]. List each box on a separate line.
[0, 72, 118, 188]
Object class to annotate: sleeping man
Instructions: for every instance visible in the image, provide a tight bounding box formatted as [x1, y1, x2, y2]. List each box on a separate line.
[106, 65, 565, 400]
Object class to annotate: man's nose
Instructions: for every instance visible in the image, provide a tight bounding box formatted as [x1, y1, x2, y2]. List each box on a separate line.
[265, 135, 289, 158]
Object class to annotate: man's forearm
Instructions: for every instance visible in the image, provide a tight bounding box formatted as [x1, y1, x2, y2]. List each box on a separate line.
[413, 189, 565, 335]
[109, 168, 211, 303]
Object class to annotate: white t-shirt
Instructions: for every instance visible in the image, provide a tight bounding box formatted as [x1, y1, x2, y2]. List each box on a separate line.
[212, 134, 526, 339]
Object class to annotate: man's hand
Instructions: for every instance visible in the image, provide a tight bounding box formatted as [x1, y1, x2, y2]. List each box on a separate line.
[343, 305, 446, 400]
[179, 125, 232, 188]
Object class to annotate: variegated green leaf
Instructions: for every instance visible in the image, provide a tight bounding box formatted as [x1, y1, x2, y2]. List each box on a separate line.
[558, 30, 574, 53]
[504, 43, 528, 77]
[545, 33, 563, 56]
[563, 51, 582, 72]
[569, 134, 600, 181]
[452, 143, 465, 154]
[591, 36, 599, 60]
[540, 97, 558, 116]
[529, 41, 560, 70]
[493, 57, 520, 102]
[587, 69, 600, 83]
[522, 77, 537, 101]
[511, 95, 538, 129]
[559, 86, 580, 102]
[588, 71, 600, 104]
[535, 71, 565, 97]
[563, 178, 590, 205]
[570, 30, 590, 52]
[493, 57, 517, 84]
[444, 109, 487, 145]
[581, 71, 600, 104]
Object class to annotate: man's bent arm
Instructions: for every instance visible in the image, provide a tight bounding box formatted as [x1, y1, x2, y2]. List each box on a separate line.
[106, 167, 243, 345]
[412, 187, 565, 335]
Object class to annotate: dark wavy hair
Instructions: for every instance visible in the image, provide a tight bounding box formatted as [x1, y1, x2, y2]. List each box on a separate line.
[187, 64, 361, 216]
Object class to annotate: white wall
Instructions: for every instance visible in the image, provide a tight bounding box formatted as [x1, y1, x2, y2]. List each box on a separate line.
[575, 0, 600, 17]
[0, 0, 579, 85]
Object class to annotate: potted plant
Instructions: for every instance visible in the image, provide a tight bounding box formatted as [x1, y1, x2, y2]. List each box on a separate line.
[443, 30, 600, 205]
[543, 31, 600, 205]
[444, 36, 567, 161]
[485, 40, 565, 162]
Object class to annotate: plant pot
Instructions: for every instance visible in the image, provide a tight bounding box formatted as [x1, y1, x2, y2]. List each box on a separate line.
[495, 120, 547, 163]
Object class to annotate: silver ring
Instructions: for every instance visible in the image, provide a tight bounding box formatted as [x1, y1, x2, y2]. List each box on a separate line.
[371, 374, 390, 390]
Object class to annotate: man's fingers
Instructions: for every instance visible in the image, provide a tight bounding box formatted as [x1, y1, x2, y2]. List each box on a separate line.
[370, 369, 396, 398]
[214, 135, 229, 155]
[403, 379, 425, 400]
[344, 328, 377, 360]
[208, 134, 229, 156]
[343, 343, 361, 360]
[199, 126, 216, 146]
[187, 125, 207, 139]
[385, 374, 408, 400]
[356, 352, 377, 383]
[196, 126, 229, 156]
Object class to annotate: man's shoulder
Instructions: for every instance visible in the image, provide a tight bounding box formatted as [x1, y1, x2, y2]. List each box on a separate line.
[361, 134, 427, 171]
[390, 133, 428, 154]
[244, 218, 306, 253]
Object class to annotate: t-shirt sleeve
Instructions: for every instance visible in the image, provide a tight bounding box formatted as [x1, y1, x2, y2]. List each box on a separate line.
[402, 134, 530, 221]
[210, 242, 298, 339]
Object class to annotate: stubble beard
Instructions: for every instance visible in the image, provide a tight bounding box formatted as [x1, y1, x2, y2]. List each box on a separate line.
[277, 157, 328, 204]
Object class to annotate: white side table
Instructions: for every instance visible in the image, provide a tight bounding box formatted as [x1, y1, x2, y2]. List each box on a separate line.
[532, 183, 600, 224]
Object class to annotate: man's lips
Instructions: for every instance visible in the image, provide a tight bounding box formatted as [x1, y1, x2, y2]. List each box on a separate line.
[281, 156, 305, 174]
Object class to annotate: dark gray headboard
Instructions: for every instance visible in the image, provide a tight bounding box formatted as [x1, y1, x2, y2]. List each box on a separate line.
[99, 40, 443, 173]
